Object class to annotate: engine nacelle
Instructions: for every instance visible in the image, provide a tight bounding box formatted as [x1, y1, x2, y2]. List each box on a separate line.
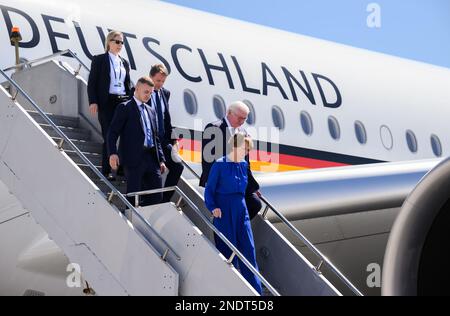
[382, 157, 450, 295]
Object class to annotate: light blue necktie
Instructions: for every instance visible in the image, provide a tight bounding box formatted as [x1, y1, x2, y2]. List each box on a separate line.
[140, 104, 154, 148]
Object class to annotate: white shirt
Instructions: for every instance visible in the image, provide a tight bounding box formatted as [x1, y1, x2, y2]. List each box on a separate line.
[108, 52, 126, 95]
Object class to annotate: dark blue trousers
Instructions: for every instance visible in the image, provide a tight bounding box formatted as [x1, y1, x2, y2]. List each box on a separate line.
[98, 95, 128, 175]
[125, 150, 162, 207]
[162, 144, 184, 202]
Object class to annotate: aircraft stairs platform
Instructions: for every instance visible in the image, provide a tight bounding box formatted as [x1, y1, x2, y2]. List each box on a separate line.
[0, 51, 362, 296]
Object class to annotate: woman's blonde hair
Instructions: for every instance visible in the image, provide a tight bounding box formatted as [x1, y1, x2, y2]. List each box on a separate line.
[105, 31, 123, 52]
[228, 132, 254, 152]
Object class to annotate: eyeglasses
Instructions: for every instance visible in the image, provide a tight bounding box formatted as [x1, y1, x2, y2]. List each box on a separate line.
[110, 39, 124, 45]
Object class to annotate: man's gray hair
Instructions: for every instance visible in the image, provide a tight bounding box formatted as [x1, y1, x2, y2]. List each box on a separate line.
[227, 101, 250, 115]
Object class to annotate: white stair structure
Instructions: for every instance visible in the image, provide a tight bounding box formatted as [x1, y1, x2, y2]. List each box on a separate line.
[0, 83, 179, 296]
[0, 51, 361, 296]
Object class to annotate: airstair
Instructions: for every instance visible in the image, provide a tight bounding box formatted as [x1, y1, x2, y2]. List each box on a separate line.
[0, 51, 362, 296]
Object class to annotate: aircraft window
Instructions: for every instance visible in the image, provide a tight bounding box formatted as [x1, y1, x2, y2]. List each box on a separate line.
[354, 121, 367, 144]
[243, 100, 256, 125]
[406, 130, 418, 153]
[328, 116, 340, 140]
[380, 125, 393, 150]
[183, 89, 198, 116]
[213, 95, 226, 119]
[300, 111, 313, 136]
[431, 134, 442, 157]
[272, 106, 285, 130]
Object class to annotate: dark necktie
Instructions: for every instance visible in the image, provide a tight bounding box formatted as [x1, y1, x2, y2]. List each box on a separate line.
[154, 91, 165, 139]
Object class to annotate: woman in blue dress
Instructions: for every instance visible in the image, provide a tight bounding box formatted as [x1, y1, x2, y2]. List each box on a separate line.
[204, 132, 262, 295]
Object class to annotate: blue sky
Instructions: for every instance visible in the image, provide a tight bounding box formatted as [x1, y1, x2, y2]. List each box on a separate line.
[162, 0, 450, 69]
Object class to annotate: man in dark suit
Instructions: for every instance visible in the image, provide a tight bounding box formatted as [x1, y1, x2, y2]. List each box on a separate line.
[108, 76, 166, 207]
[150, 64, 184, 203]
[200, 101, 262, 219]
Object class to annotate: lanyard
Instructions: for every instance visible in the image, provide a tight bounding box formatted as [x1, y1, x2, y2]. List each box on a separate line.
[109, 55, 123, 82]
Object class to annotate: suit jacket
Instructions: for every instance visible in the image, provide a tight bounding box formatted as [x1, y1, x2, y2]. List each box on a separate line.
[199, 118, 260, 194]
[87, 53, 131, 110]
[157, 87, 177, 149]
[107, 98, 165, 168]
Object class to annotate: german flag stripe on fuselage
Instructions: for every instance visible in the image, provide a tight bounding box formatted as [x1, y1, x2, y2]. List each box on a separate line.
[175, 128, 384, 172]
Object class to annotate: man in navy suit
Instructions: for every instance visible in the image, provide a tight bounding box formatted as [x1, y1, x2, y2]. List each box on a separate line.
[200, 101, 262, 219]
[150, 64, 184, 202]
[108, 76, 166, 207]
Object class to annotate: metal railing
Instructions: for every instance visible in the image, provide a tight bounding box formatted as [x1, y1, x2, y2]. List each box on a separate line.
[3, 49, 90, 75]
[2, 49, 134, 89]
[259, 195, 363, 296]
[0, 67, 181, 262]
[179, 159, 363, 296]
[126, 186, 280, 296]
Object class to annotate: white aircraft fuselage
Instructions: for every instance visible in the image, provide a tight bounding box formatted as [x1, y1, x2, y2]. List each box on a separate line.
[1, 0, 450, 172]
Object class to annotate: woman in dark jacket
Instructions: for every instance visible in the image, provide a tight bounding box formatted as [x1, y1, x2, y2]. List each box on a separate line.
[87, 30, 131, 178]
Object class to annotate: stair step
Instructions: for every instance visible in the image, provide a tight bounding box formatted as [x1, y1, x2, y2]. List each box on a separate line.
[66, 150, 102, 166]
[94, 179, 127, 194]
[27, 111, 80, 128]
[77, 164, 126, 184]
[52, 138, 102, 154]
[40, 124, 91, 141]
[78, 164, 103, 180]
[109, 195, 128, 213]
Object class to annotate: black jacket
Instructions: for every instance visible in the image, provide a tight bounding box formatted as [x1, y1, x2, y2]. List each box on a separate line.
[199, 118, 259, 194]
[158, 87, 177, 148]
[107, 98, 165, 168]
[87, 53, 131, 110]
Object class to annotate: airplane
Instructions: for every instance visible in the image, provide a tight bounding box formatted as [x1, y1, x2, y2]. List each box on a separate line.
[1, 0, 450, 296]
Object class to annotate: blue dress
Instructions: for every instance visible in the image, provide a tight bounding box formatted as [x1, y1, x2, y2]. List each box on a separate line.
[204, 156, 262, 295]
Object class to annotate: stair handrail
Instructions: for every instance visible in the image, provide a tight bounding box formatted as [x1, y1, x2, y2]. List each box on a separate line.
[258, 195, 363, 296]
[3, 49, 89, 74]
[3, 49, 136, 88]
[0, 68, 181, 262]
[179, 159, 363, 296]
[126, 186, 281, 296]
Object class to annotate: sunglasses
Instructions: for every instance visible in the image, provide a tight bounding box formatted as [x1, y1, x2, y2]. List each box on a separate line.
[110, 39, 124, 45]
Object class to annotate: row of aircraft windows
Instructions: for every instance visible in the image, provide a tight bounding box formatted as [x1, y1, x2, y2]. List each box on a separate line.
[182, 90, 443, 157]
